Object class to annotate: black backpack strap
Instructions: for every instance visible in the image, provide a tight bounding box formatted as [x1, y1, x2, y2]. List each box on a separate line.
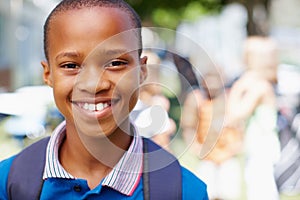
[143, 138, 182, 200]
[7, 137, 50, 200]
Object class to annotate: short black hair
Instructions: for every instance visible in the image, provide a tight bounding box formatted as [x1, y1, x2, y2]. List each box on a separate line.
[43, 0, 142, 61]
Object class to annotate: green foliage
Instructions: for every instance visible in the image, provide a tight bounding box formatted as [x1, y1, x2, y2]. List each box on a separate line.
[127, 0, 224, 29]
[182, 2, 211, 21]
[152, 8, 180, 29]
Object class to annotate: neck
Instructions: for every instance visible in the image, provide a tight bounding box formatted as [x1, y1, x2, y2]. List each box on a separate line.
[59, 120, 132, 188]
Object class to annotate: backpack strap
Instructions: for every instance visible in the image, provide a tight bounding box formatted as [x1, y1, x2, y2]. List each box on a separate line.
[7, 137, 50, 200]
[143, 138, 182, 200]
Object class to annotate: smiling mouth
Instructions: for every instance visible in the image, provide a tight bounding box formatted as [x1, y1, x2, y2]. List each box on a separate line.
[74, 101, 112, 112]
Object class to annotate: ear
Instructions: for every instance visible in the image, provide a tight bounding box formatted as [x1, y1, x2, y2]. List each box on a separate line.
[41, 61, 53, 87]
[139, 56, 148, 84]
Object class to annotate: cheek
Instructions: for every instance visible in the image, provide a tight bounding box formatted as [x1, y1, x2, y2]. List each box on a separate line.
[52, 76, 75, 111]
[128, 89, 139, 111]
[52, 87, 68, 109]
[53, 70, 77, 90]
[114, 69, 141, 109]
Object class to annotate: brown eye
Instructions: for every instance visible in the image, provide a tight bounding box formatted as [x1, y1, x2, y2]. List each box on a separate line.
[106, 60, 128, 70]
[110, 60, 128, 67]
[61, 63, 80, 69]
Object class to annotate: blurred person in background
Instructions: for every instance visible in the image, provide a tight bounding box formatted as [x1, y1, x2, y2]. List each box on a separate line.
[130, 50, 176, 152]
[180, 36, 281, 200]
[180, 65, 244, 200]
[226, 36, 281, 200]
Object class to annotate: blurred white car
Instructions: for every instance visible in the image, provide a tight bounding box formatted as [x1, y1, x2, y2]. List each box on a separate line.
[0, 85, 63, 139]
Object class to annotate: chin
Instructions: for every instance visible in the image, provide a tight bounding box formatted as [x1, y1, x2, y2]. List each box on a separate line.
[76, 121, 116, 137]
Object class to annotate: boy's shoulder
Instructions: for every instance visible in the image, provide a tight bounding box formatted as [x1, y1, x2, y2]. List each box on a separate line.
[0, 155, 16, 178]
[0, 155, 16, 175]
[1, 137, 49, 200]
[143, 138, 208, 199]
[0, 155, 16, 199]
[181, 167, 208, 200]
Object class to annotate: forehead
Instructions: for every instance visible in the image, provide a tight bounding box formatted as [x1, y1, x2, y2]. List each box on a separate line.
[47, 7, 138, 59]
[50, 6, 134, 37]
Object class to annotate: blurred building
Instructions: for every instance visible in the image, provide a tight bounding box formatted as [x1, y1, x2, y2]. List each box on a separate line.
[0, 0, 299, 92]
[175, 0, 300, 83]
[270, 0, 300, 66]
[0, 0, 58, 91]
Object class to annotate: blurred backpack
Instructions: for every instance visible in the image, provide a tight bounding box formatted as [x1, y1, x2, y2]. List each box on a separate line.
[7, 137, 182, 200]
[275, 109, 300, 195]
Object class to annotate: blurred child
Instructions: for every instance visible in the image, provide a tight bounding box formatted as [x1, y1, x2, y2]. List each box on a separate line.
[227, 36, 281, 200]
[131, 50, 176, 152]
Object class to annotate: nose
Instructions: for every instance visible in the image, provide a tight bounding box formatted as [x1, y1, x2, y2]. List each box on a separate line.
[76, 64, 111, 94]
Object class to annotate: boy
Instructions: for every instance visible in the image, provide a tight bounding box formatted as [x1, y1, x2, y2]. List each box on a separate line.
[0, 0, 208, 199]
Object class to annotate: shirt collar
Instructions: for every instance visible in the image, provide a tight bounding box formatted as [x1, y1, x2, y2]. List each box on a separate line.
[43, 121, 143, 196]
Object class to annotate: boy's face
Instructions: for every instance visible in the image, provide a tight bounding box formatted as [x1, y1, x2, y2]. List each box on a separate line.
[42, 7, 147, 137]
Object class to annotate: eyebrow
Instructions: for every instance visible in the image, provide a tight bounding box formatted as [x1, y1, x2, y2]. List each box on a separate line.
[55, 51, 82, 61]
[86, 48, 136, 61]
[97, 48, 131, 57]
[55, 48, 136, 63]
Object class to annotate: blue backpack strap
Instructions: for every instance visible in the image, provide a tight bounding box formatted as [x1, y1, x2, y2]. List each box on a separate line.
[7, 137, 50, 200]
[143, 138, 182, 200]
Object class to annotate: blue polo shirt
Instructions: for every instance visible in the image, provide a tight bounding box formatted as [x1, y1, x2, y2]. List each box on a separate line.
[0, 122, 208, 199]
[0, 157, 207, 199]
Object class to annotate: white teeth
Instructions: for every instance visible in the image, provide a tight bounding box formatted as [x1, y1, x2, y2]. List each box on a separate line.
[81, 102, 109, 111]
[83, 103, 89, 110]
[96, 103, 103, 111]
[88, 104, 95, 111]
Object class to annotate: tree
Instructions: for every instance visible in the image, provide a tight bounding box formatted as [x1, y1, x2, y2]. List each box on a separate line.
[244, 0, 272, 36]
[128, 0, 224, 29]
[127, 0, 271, 35]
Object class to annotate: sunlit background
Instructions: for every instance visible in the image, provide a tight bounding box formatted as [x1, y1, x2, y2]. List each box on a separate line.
[0, 0, 299, 91]
[1, 0, 300, 200]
